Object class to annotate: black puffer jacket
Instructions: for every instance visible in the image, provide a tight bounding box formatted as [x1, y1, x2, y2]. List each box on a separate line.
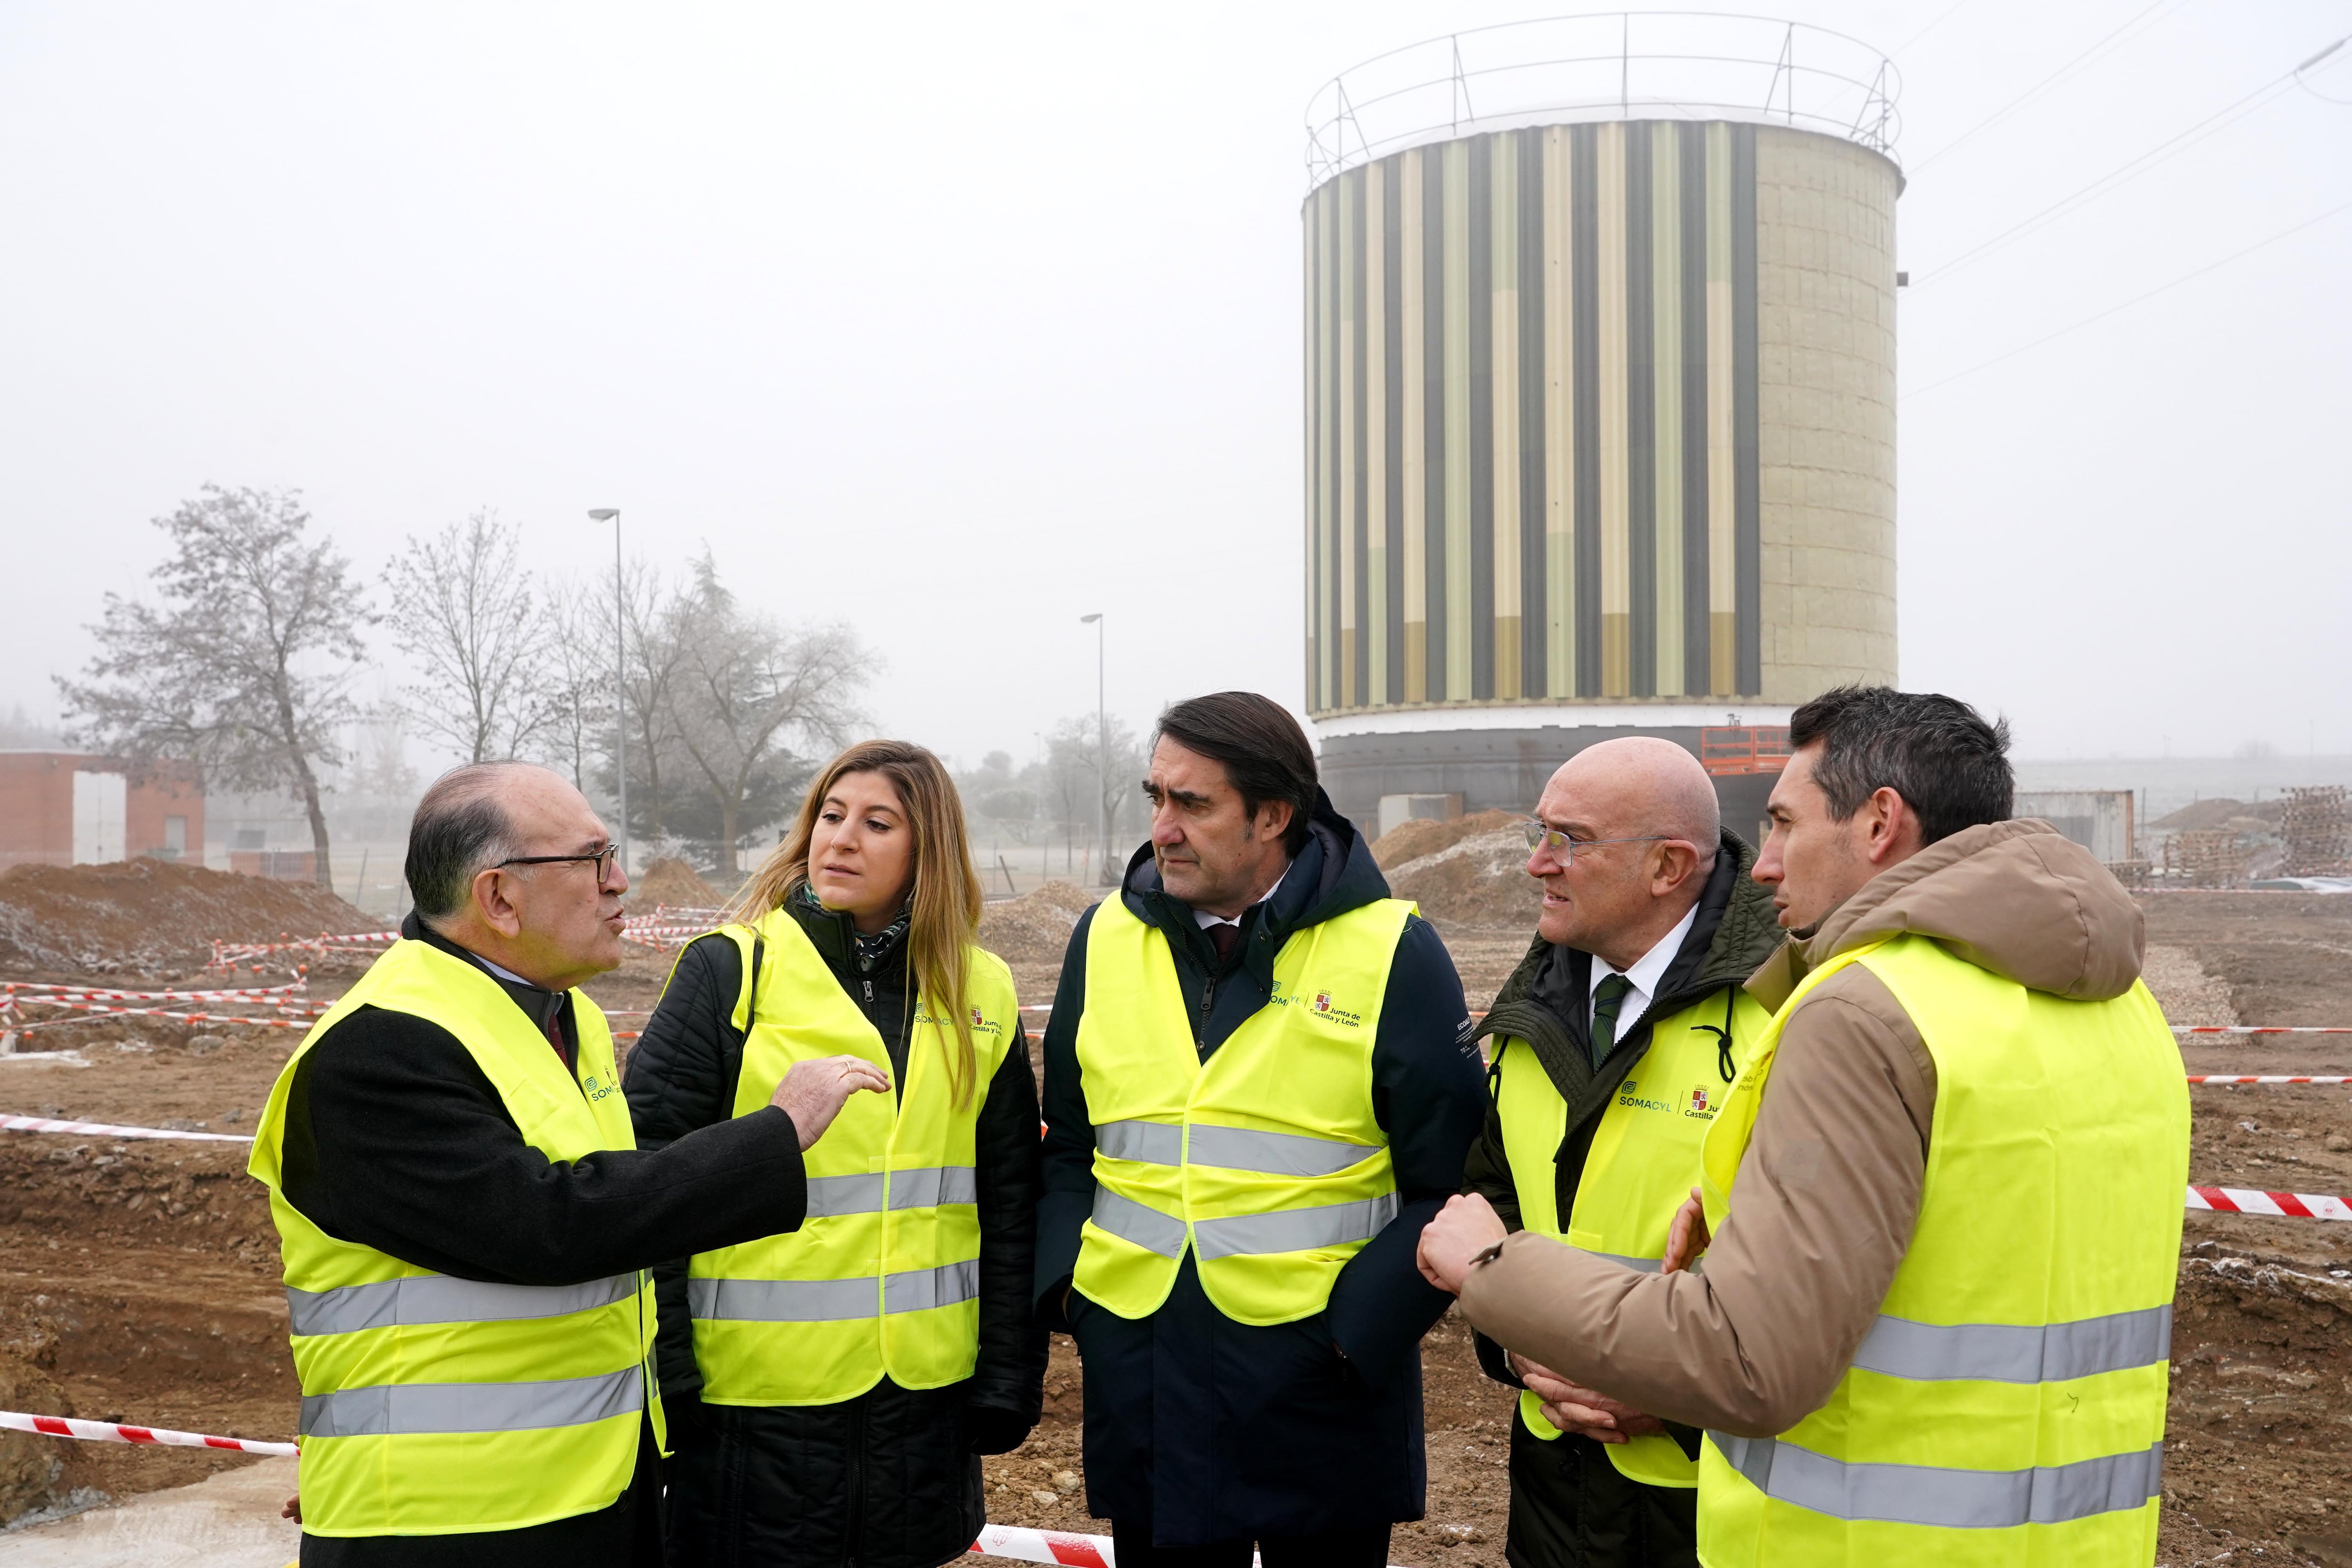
[624, 894, 1047, 1568]
[1460, 831, 1782, 1568]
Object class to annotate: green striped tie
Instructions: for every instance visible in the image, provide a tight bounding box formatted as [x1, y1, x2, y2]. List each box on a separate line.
[1590, 973, 1634, 1067]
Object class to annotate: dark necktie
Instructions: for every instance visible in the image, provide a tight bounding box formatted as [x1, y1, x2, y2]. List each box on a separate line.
[1205, 922, 1240, 966]
[540, 997, 569, 1065]
[1590, 973, 1634, 1067]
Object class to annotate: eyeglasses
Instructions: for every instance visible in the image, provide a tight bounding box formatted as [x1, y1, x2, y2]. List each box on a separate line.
[1521, 820, 1673, 863]
[497, 842, 622, 885]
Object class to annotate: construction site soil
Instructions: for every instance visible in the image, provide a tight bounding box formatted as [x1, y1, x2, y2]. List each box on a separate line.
[0, 860, 378, 976]
[625, 857, 722, 913]
[3, 882, 2350, 1565]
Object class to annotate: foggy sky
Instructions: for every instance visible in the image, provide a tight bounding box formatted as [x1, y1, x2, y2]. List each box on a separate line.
[2, 1, 2346, 778]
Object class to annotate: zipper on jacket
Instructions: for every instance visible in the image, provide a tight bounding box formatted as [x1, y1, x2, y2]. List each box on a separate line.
[1196, 973, 1216, 1051]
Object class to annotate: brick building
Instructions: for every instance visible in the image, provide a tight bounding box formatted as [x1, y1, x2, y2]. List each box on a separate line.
[0, 752, 205, 870]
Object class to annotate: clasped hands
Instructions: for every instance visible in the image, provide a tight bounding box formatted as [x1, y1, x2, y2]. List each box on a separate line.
[768, 1055, 892, 1151]
[1414, 1185, 1715, 1447]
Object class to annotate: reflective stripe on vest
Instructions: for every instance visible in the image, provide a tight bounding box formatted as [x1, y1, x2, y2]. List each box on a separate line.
[684, 909, 1017, 1406]
[301, 1366, 644, 1438]
[247, 939, 657, 1538]
[803, 1166, 980, 1218]
[1493, 984, 1767, 1489]
[1073, 894, 1410, 1326]
[1693, 932, 2187, 1566]
[687, 1261, 981, 1322]
[1706, 1433, 2164, 1530]
[1096, 1119, 1383, 1178]
[286, 1272, 642, 1337]
[1851, 1304, 2173, 1385]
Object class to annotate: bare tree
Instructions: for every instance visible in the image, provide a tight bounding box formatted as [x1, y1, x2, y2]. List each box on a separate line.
[537, 582, 616, 796]
[1046, 713, 1144, 882]
[57, 485, 371, 886]
[616, 561, 692, 844]
[386, 510, 548, 764]
[669, 552, 868, 877]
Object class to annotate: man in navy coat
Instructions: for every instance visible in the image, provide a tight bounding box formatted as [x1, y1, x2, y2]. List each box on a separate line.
[1036, 693, 1486, 1568]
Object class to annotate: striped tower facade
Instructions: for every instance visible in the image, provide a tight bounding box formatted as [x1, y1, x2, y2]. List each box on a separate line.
[1304, 119, 1900, 828]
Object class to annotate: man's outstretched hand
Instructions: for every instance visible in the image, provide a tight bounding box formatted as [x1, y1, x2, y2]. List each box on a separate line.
[1417, 1192, 1508, 1294]
[769, 1055, 892, 1152]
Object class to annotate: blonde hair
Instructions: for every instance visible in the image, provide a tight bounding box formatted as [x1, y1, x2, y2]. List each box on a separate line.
[726, 740, 987, 1106]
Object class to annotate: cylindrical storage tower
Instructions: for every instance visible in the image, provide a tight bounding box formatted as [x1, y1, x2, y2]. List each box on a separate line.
[1302, 16, 1901, 833]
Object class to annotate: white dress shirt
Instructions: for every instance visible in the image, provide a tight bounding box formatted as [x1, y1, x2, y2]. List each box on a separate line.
[1193, 857, 1298, 936]
[1587, 899, 1700, 1039]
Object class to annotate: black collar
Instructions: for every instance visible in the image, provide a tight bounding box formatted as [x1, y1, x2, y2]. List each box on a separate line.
[400, 909, 573, 1054]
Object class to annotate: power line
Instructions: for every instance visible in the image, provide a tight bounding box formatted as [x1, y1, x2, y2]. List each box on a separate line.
[1908, 0, 2192, 173]
[1907, 43, 2333, 287]
[1888, 0, 1979, 60]
[1900, 195, 2352, 400]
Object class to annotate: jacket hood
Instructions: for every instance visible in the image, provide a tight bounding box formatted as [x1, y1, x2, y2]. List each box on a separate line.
[1752, 817, 2145, 1007]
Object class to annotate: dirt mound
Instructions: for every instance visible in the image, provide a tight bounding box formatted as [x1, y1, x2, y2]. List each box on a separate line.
[0, 859, 376, 974]
[1384, 827, 1542, 931]
[629, 856, 720, 912]
[979, 881, 1098, 964]
[0, 1351, 70, 1524]
[2156, 797, 2285, 831]
[1370, 809, 1522, 870]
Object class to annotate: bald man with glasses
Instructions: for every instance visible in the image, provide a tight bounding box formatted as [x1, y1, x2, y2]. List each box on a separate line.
[1445, 739, 1783, 1568]
[253, 762, 888, 1568]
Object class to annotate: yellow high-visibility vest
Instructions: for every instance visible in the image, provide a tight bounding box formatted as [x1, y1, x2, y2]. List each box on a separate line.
[1495, 981, 1771, 1487]
[1073, 894, 1410, 1326]
[1695, 933, 2187, 1566]
[249, 939, 659, 1537]
[684, 907, 1018, 1405]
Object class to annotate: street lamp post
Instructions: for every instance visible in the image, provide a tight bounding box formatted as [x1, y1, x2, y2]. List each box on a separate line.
[1080, 613, 1112, 886]
[589, 509, 627, 877]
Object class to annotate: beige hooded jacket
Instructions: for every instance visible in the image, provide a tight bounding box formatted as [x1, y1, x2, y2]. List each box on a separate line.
[1456, 818, 2150, 1437]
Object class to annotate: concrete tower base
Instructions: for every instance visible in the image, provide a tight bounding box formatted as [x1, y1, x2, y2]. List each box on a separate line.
[1314, 705, 1794, 848]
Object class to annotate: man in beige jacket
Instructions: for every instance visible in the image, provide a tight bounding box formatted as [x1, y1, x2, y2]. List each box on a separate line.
[1419, 685, 2185, 1565]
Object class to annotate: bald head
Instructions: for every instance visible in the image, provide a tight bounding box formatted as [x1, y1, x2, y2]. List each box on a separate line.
[407, 762, 554, 919]
[405, 760, 630, 990]
[1544, 738, 1721, 862]
[1527, 738, 1723, 964]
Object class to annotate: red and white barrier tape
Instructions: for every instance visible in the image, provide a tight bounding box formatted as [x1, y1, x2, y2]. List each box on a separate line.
[3, 1114, 252, 1142]
[971, 1525, 1113, 1568]
[2189, 1075, 2352, 1084]
[2189, 1185, 2352, 1221]
[2175, 1026, 2352, 1035]
[6, 1000, 318, 1030]
[1, 1409, 294, 1457]
[210, 931, 399, 964]
[1, 980, 307, 1003]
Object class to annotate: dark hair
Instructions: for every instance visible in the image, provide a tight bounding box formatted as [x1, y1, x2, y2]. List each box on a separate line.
[1152, 692, 1319, 856]
[405, 763, 526, 921]
[1787, 685, 2014, 846]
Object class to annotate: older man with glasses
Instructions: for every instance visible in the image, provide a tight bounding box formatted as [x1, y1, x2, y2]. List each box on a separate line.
[250, 762, 890, 1568]
[1447, 738, 1782, 1568]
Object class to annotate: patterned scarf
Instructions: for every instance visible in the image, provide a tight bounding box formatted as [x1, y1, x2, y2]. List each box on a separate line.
[799, 881, 912, 974]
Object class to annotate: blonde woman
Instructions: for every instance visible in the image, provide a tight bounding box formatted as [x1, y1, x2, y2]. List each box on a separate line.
[624, 740, 1044, 1568]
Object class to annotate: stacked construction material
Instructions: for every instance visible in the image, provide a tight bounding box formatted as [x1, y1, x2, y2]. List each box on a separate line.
[2282, 786, 2352, 876]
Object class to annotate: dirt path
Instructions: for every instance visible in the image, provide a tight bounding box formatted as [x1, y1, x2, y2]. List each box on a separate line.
[1, 895, 2348, 1564]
